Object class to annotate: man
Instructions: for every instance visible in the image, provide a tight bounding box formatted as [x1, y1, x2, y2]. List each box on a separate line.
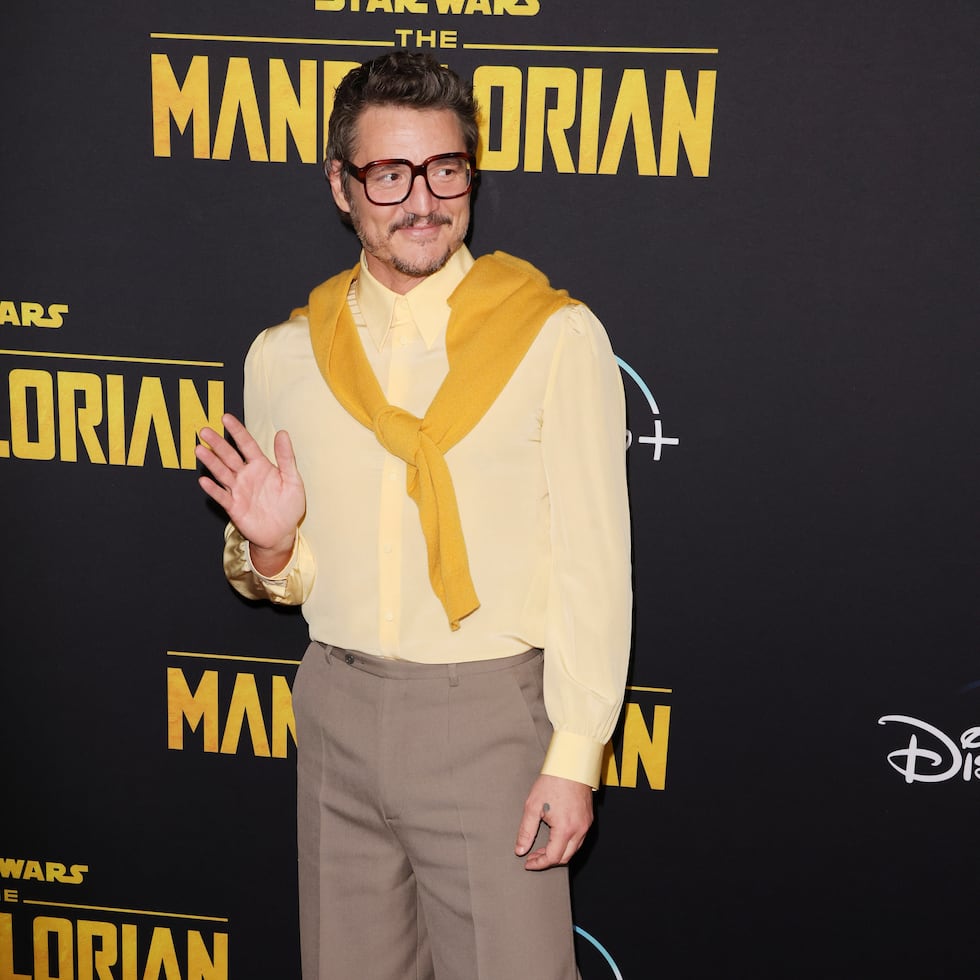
[196, 52, 631, 980]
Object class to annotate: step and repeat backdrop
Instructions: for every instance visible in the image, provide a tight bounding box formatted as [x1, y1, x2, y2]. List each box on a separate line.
[1, 2, 977, 978]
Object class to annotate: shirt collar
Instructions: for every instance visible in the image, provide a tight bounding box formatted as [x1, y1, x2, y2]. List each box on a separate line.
[355, 245, 474, 352]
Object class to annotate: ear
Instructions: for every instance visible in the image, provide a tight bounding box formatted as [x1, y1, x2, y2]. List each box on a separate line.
[326, 160, 352, 214]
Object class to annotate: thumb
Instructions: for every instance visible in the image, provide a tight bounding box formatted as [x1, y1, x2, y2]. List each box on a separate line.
[515, 805, 543, 857]
[272, 429, 298, 478]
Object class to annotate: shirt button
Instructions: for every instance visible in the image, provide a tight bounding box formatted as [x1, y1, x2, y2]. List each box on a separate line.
[384, 611, 394, 622]
[383, 543, 393, 554]
[399, 336, 408, 347]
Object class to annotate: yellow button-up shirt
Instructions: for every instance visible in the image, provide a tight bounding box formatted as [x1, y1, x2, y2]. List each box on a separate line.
[224, 246, 632, 787]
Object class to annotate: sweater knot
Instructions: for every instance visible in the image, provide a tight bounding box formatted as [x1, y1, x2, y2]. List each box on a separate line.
[373, 405, 424, 465]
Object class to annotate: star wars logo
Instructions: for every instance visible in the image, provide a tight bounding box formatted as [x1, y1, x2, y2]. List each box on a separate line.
[0, 301, 68, 329]
[314, 0, 540, 12]
[0, 861, 87, 887]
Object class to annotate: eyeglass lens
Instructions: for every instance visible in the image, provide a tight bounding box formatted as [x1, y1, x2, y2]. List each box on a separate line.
[363, 156, 472, 204]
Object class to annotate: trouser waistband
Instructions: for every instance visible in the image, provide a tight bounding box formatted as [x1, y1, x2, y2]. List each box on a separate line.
[315, 641, 541, 681]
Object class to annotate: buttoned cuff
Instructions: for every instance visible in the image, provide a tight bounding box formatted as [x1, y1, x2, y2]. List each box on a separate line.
[540, 730, 606, 790]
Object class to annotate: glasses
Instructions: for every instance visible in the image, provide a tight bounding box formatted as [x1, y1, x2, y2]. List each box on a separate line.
[340, 152, 477, 205]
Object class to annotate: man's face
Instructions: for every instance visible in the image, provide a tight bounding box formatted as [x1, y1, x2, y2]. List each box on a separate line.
[328, 105, 472, 295]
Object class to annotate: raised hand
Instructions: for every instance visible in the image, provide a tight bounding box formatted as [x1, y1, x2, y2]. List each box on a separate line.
[196, 413, 306, 572]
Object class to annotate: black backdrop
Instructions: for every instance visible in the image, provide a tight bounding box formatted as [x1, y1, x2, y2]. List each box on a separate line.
[2, 2, 977, 977]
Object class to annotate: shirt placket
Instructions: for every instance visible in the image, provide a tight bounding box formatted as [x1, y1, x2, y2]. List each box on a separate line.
[377, 297, 416, 656]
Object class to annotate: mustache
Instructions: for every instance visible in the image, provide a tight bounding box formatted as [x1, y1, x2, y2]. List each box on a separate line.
[388, 212, 452, 232]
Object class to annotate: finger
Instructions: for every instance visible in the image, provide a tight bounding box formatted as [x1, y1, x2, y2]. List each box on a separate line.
[514, 810, 541, 857]
[197, 426, 249, 477]
[272, 429, 298, 479]
[557, 832, 586, 866]
[198, 475, 231, 510]
[197, 426, 221, 451]
[541, 826, 573, 868]
[523, 842, 568, 871]
[522, 845, 551, 870]
[195, 442, 238, 488]
[524, 831, 579, 871]
[221, 413, 266, 462]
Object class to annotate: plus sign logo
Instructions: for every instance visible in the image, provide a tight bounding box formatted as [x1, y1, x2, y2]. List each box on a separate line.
[617, 356, 679, 461]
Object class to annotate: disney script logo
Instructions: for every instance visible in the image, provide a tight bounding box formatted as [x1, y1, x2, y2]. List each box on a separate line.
[878, 715, 980, 784]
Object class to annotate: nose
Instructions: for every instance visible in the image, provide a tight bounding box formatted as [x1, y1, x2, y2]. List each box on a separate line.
[403, 171, 437, 214]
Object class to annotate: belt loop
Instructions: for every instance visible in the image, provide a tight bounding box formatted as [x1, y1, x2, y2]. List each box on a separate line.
[448, 663, 460, 687]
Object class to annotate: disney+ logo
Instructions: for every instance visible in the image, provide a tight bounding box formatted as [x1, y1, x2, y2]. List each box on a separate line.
[878, 715, 980, 784]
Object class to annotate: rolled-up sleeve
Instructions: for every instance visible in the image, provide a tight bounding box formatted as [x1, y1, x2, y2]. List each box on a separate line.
[538, 305, 633, 788]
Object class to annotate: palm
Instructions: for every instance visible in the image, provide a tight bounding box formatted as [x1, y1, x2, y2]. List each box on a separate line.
[221, 443, 305, 548]
[196, 415, 306, 552]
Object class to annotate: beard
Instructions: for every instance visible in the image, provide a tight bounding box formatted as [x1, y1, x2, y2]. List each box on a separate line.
[348, 198, 467, 280]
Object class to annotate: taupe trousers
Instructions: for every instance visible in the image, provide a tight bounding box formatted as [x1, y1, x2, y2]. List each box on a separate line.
[293, 642, 580, 980]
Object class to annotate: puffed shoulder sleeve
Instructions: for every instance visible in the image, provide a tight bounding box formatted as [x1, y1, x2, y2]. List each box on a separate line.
[219, 328, 316, 605]
[539, 304, 632, 788]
